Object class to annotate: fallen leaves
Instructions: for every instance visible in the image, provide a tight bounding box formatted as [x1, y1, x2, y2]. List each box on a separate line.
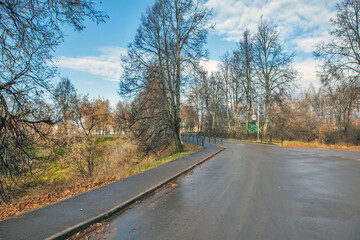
[0, 179, 120, 221]
[69, 222, 110, 240]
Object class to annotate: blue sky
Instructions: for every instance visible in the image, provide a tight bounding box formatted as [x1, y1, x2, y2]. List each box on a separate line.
[54, 0, 339, 106]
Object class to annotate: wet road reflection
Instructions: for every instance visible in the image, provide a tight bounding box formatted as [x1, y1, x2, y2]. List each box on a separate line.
[78, 142, 360, 240]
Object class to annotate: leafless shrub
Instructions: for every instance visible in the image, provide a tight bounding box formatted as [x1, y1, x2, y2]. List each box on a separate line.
[66, 136, 99, 179]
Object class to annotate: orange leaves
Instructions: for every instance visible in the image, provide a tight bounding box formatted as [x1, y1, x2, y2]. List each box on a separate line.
[0, 178, 120, 221]
[70, 221, 110, 240]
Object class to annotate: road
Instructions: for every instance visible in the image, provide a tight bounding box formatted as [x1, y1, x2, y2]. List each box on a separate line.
[80, 141, 360, 240]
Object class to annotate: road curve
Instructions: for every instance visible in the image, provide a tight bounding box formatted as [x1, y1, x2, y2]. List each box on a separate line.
[82, 141, 360, 240]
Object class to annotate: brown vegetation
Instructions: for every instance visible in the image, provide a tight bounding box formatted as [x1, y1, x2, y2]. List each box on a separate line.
[183, 1, 359, 147]
[0, 138, 200, 220]
[119, 0, 212, 153]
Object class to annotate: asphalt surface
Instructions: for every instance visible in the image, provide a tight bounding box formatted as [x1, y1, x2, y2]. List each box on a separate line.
[85, 141, 360, 240]
[0, 143, 223, 240]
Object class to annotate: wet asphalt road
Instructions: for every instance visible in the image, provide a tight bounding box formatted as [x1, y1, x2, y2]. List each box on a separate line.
[84, 142, 360, 240]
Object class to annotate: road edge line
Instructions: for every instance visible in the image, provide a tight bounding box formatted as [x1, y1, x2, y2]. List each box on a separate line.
[46, 146, 226, 240]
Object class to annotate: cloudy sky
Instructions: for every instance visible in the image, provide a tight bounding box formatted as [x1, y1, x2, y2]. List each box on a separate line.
[54, 0, 339, 106]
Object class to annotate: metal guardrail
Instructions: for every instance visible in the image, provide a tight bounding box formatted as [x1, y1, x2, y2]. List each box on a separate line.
[181, 134, 224, 146]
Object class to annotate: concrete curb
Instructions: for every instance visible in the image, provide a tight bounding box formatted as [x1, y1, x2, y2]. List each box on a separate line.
[46, 146, 226, 240]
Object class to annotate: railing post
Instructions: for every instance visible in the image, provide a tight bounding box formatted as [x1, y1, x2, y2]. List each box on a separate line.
[261, 134, 263, 143]
[202, 137, 204, 147]
[281, 136, 283, 146]
[209, 136, 210, 144]
[270, 135, 272, 143]
[221, 138, 223, 145]
[215, 137, 216, 144]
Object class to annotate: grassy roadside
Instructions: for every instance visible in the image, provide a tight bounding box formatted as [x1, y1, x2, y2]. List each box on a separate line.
[280, 140, 360, 150]
[125, 146, 200, 175]
[0, 139, 201, 221]
[227, 138, 360, 150]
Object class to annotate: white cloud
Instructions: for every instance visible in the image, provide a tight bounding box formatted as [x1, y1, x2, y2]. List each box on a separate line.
[205, 0, 337, 51]
[294, 59, 322, 90]
[203, 0, 339, 90]
[55, 46, 126, 82]
[57, 47, 221, 82]
[201, 59, 220, 73]
[291, 35, 329, 53]
[200, 57, 320, 91]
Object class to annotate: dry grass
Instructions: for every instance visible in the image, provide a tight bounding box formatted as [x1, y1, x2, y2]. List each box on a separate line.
[0, 138, 201, 220]
[280, 140, 360, 150]
[228, 137, 360, 150]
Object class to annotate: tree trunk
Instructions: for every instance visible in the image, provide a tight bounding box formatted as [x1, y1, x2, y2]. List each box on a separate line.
[174, 123, 183, 152]
[263, 89, 270, 135]
[225, 79, 231, 132]
[245, 92, 250, 134]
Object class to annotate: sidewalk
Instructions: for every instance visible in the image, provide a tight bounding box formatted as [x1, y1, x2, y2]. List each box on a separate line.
[0, 144, 224, 240]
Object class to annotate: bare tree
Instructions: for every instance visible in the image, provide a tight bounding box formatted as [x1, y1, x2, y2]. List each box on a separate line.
[120, 0, 211, 152]
[0, 1, 107, 202]
[218, 52, 238, 134]
[196, 73, 213, 134]
[70, 96, 113, 178]
[73, 96, 107, 137]
[253, 18, 297, 135]
[93, 99, 111, 135]
[315, 0, 360, 86]
[187, 72, 206, 133]
[180, 105, 198, 132]
[127, 76, 173, 154]
[53, 77, 78, 138]
[113, 101, 129, 134]
[209, 73, 224, 134]
[270, 92, 320, 141]
[233, 29, 256, 134]
[314, 0, 360, 134]
[326, 83, 359, 132]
